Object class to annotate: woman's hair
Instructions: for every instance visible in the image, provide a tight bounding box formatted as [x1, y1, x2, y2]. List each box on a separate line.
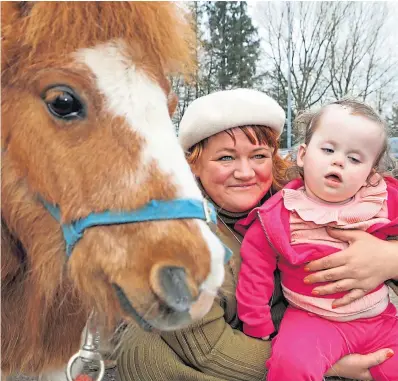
[186, 125, 292, 192]
[290, 98, 394, 182]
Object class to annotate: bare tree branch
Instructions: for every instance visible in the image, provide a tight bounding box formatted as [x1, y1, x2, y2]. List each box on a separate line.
[256, 1, 396, 115]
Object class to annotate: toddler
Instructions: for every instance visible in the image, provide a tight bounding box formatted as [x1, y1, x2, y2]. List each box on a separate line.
[236, 99, 398, 380]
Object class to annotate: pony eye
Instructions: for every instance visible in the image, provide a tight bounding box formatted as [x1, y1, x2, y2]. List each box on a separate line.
[44, 86, 85, 120]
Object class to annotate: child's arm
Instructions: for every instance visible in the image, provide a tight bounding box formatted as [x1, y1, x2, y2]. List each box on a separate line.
[236, 218, 278, 339]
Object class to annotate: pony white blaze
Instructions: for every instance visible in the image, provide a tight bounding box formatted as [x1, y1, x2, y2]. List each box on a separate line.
[76, 40, 225, 292]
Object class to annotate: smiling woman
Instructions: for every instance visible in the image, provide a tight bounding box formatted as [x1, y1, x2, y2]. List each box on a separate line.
[181, 90, 289, 215]
[190, 127, 275, 212]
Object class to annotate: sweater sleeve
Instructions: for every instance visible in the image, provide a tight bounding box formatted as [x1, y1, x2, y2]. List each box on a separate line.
[236, 218, 278, 338]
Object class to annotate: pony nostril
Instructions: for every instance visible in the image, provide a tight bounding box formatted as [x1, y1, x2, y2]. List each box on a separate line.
[157, 266, 194, 313]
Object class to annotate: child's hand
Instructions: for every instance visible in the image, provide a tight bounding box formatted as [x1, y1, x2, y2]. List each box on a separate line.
[261, 336, 270, 340]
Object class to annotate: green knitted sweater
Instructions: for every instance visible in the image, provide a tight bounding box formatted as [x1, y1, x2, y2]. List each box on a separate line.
[118, 219, 286, 381]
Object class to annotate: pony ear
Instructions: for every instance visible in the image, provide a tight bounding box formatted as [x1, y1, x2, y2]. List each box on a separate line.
[1, 2, 34, 73]
[1, 1, 33, 24]
[17, 1, 35, 16]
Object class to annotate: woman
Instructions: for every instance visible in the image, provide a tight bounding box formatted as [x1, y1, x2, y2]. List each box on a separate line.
[118, 89, 398, 381]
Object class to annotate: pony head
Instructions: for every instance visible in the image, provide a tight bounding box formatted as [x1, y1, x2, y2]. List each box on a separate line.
[1, 2, 225, 332]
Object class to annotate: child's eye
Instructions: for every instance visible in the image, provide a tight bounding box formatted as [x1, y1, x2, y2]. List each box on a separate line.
[348, 156, 361, 164]
[218, 155, 234, 161]
[321, 148, 334, 154]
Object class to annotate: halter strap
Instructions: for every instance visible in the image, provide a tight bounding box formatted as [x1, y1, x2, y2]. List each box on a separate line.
[40, 198, 232, 263]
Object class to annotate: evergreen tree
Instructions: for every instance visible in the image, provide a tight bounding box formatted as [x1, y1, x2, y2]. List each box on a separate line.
[204, 1, 261, 91]
[172, 1, 262, 127]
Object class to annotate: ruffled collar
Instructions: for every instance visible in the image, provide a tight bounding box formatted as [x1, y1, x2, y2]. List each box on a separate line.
[282, 175, 388, 226]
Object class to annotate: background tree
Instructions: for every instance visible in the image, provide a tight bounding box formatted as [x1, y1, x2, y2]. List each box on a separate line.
[254, 1, 397, 145]
[172, 2, 397, 142]
[256, 2, 347, 112]
[387, 104, 398, 137]
[264, 68, 291, 146]
[328, 3, 395, 101]
[171, 1, 206, 126]
[205, 1, 260, 90]
[172, 1, 262, 128]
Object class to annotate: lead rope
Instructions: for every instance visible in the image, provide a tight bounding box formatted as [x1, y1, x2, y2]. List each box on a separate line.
[66, 311, 105, 381]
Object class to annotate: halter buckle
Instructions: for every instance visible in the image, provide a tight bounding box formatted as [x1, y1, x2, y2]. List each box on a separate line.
[203, 199, 217, 233]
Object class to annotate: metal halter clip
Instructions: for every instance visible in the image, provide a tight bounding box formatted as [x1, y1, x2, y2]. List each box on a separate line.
[66, 312, 105, 381]
[203, 198, 217, 233]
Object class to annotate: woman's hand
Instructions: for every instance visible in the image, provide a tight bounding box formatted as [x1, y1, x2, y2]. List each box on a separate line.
[303, 229, 398, 307]
[325, 349, 394, 380]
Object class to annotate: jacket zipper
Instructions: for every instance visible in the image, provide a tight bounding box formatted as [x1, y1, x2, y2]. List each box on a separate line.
[257, 211, 280, 257]
[257, 211, 281, 308]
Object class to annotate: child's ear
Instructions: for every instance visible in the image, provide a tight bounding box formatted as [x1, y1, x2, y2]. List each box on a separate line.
[365, 168, 377, 186]
[297, 144, 307, 168]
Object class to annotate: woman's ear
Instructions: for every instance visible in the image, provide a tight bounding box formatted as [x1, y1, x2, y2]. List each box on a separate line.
[297, 144, 307, 168]
[190, 162, 200, 177]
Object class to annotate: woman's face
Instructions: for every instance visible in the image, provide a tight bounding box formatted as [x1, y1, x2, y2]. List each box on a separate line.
[192, 128, 274, 213]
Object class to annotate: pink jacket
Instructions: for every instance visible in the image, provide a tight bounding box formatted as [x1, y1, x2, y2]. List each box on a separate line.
[235, 177, 398, 338]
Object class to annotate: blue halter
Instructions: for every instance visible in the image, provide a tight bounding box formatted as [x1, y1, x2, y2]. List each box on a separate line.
[41, 198, 232, 263]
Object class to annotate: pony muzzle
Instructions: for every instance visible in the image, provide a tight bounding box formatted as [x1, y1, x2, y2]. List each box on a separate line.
[152, 265, 196, 313]
[150, 264, 215, 322]
[113, 264, 215, 331]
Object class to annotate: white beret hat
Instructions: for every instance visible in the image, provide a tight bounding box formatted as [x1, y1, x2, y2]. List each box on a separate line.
[178, 88, 285, 151]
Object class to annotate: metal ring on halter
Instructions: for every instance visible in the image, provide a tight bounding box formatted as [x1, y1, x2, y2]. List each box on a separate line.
[66, 351, 105, 381]
[202, 199, 217, 233]
[66, 311, 105, 381]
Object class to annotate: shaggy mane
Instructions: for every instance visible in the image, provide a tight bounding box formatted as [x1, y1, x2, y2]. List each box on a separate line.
[2, 2, 194, 80]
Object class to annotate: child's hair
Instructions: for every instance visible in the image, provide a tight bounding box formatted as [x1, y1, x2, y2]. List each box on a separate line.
[290, 98, 395, 184]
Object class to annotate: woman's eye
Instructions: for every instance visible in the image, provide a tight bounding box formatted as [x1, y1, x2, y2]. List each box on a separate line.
[217, 155, 234, 161]
[321, 148, 334, 154]
[44, 86, 85, 121]
[348, 156, 361, 164]
[253, 154, 267, 159]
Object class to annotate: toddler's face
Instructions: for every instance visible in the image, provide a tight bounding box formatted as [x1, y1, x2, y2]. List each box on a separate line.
[297, 106, 384, 203]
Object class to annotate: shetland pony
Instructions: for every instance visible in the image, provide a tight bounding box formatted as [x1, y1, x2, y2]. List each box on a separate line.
[1, 2, 225, 376]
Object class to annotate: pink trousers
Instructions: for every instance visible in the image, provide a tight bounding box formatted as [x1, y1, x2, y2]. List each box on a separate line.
[266, 303, 398, 381]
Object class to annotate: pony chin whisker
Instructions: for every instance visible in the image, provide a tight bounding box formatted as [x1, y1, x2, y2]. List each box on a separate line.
[140, 299, 160, 328]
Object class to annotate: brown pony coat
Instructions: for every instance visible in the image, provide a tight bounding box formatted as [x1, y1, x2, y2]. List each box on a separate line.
[1, 2, 199, 375]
